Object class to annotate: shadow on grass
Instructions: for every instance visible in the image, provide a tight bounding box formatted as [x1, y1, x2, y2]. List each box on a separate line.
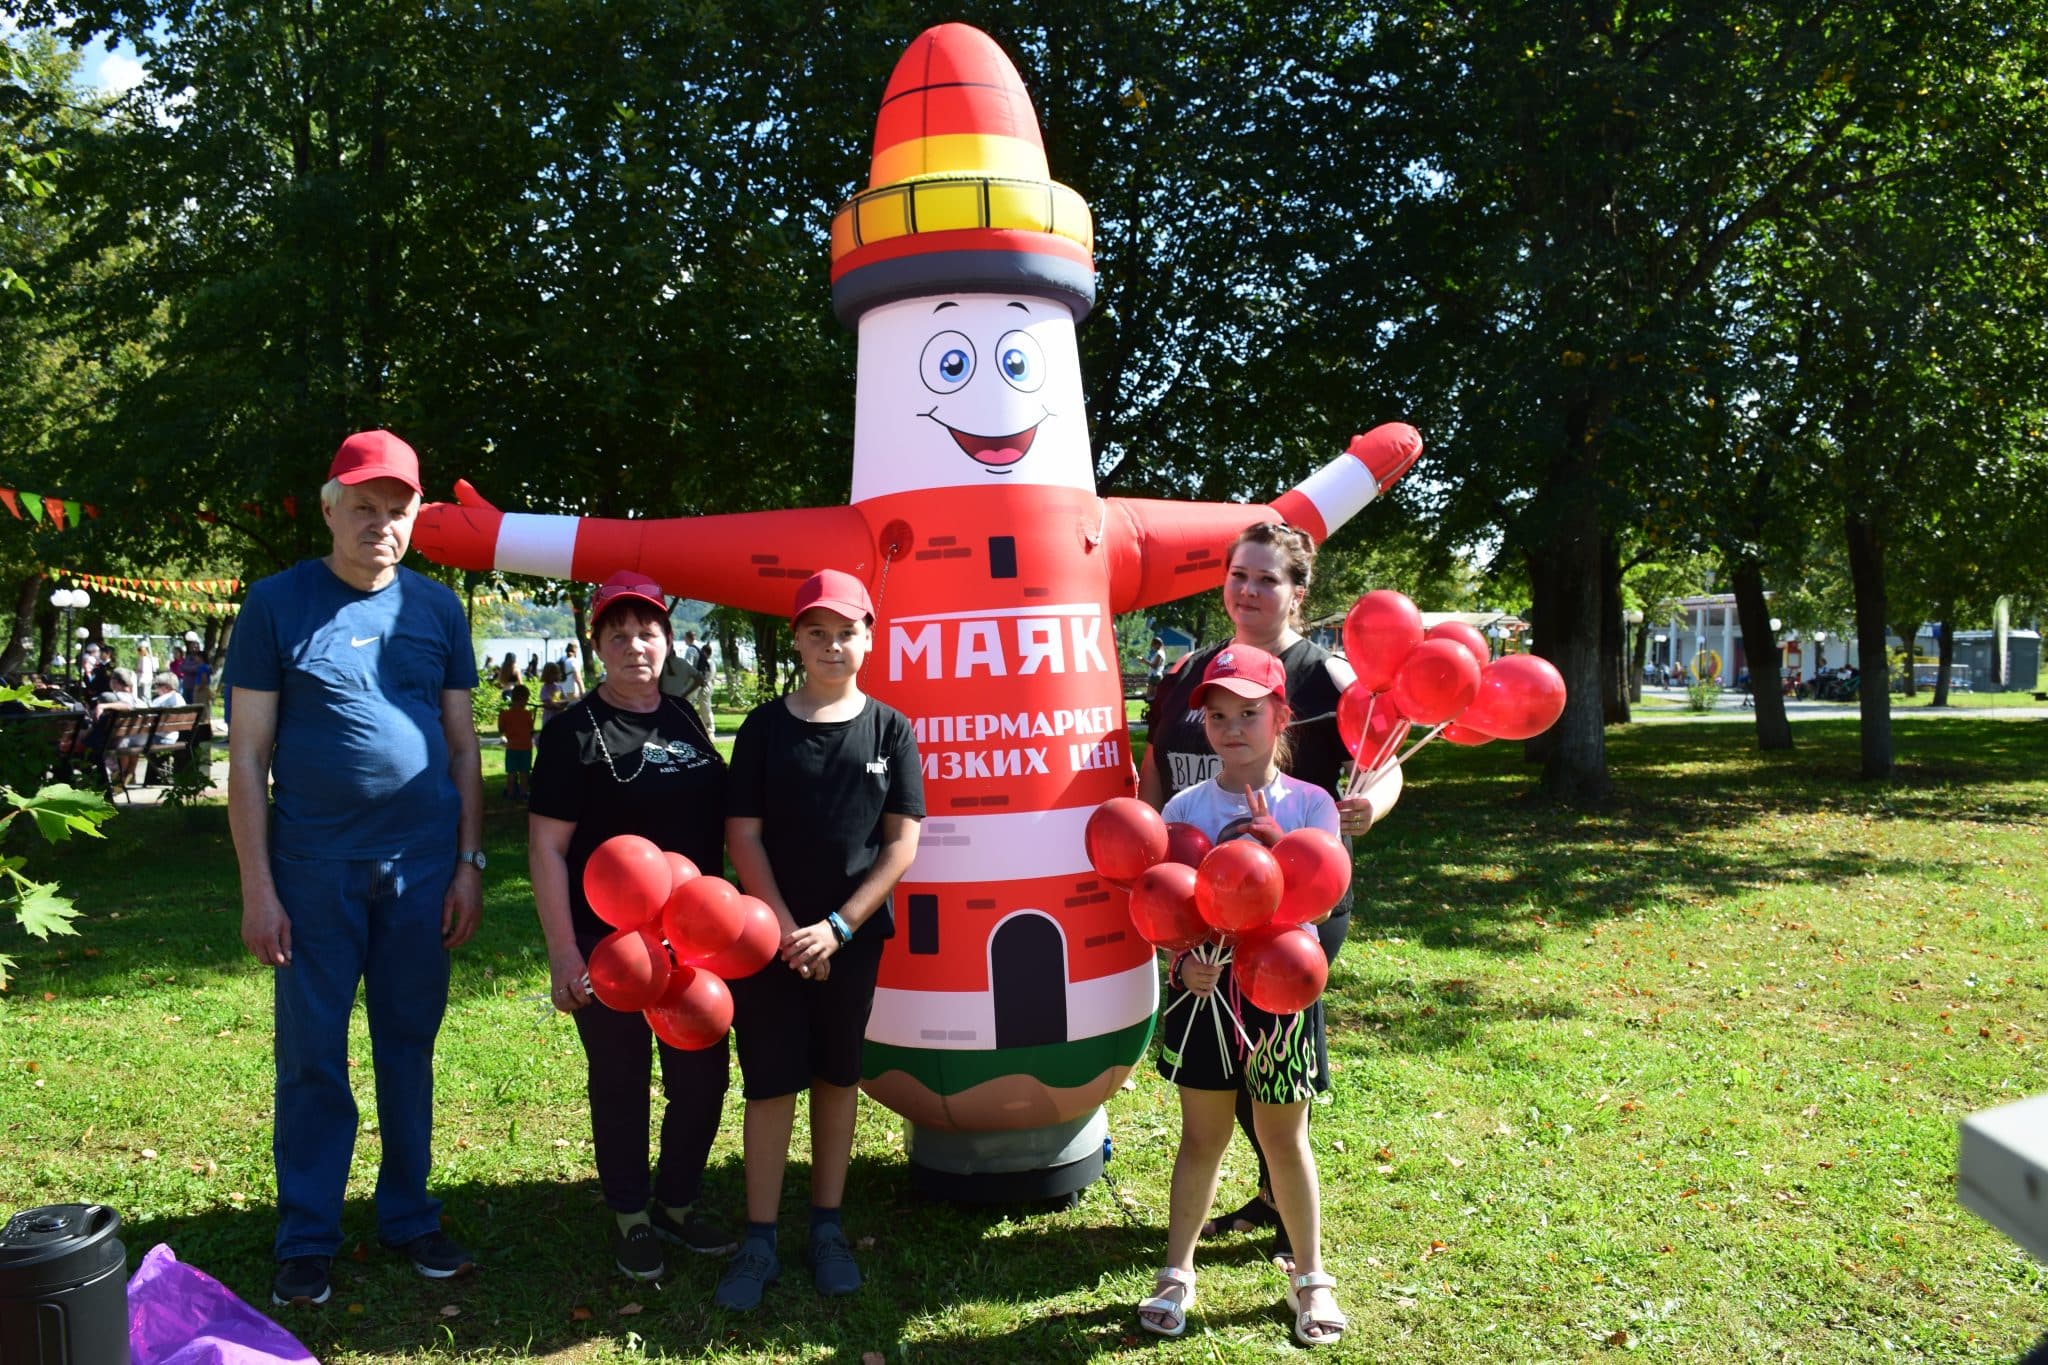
[117, 1157, 1174, 1362]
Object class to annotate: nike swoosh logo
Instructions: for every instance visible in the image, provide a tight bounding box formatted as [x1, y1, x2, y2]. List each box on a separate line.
[351, 636, 379, 647]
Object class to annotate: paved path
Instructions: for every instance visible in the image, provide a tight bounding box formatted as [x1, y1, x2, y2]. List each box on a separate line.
[1630, 686, 2048, 723]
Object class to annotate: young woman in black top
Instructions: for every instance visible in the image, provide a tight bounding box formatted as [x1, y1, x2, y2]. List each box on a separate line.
[1138, 522, 1372, 1270]
[528, 572, 734, 1283]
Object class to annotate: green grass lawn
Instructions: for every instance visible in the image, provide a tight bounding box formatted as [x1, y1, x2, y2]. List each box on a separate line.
[4, 717, 2046, 1361]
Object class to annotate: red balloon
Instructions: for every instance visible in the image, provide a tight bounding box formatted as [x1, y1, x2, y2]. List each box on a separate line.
[1270, 828, 1353, 927]
[1163, 821, 1214, 868]
[584, 834, 672, 931]
[1194, 840, 1285, 934]
[663, 875, 747, 964]
[1085, 797, 1169, 883]
[1125, 861, 1208, 951]
[694, 896, 780, 980]
[586, 925, 673, 1011]
[1389, 638, 1482, 726]
[1425, 620, 1491, 672]
[644, 964, 734, 1051]
[1441, 720, 1494, 747]
[1340, 591, 1424, 692]
[1236, 924, 1329, 1014]
[663, 851, 700, 893]
[1459, 654, 1569, 741]
[1337, 682, 1408, 766]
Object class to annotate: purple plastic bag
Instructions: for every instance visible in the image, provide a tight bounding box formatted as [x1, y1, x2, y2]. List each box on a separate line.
[128, 1244, 320, 1365]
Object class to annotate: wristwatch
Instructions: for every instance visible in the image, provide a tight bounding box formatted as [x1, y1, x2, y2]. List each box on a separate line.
[457, 850, 487, 871]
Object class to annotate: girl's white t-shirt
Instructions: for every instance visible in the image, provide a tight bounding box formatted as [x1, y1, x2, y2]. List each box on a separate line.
[1160, 770, 1339, 844]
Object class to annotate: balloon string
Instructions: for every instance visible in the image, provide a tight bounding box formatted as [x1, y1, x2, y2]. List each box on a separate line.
[1385, 721, 1449, 772]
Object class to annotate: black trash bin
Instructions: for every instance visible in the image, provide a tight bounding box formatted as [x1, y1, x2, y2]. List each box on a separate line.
[0, 1203, 131, 1365]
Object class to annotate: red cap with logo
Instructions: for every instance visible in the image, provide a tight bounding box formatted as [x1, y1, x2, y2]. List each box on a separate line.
[791, 568, 875, 627]
[328, 430, 422, 494]
[1193, 644, 1288, 705]
[590, 570, 668, 628]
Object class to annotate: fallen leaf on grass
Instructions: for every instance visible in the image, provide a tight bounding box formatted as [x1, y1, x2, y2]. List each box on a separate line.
[1607, 1328, 1633, 1347]
[1800, 1104, 1820, 1118]
[439, 1305, 460, 1318]
[617, 1303, 643, 1316]
[857, 1235, 876, 1251]
[864, 1354, 886, 1365]
[570, 1306, 592, 1321]
[1420, 1240, 1448, 1262]
[1445, 1156, 1465, 1168]
[1376, 1146, 1394, 1161]
[139, 1149, 157, 1161]
[350, 1243, 368, 1262]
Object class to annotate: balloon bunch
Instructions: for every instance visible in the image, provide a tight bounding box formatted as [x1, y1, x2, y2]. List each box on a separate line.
[1087, 797, 1352, 1077]
[578, 835, 781, 1049]
[1337, 591, 1567, 807]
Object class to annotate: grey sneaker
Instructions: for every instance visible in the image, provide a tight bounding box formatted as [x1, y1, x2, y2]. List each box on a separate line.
[611, 1220, 666, 1282]
[649, 1202, 737, 1256]
[810, 1224, 861, 1297]
[270, 1255, 331, 1306]
[713, 1234, 780, 1311]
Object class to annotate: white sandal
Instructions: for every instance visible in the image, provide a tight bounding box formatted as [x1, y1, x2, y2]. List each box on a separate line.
[1284, 1270, 1347, 1347]
[1137, 1266, 1196, 1338]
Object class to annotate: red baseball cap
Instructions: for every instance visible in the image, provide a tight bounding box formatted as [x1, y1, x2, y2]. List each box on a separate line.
[590, 570, 668, 627]
[791, 568, 874, 626]
[329, 430, 422, 494]
[1193, 644, 1288, 705]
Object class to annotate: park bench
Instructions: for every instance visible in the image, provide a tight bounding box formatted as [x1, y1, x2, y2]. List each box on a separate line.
[0, 709, 91, 789]
[81, 705, 210, 800]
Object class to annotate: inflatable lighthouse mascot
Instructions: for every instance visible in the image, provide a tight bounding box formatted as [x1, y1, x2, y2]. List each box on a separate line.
[415, 22, 1420, 1199]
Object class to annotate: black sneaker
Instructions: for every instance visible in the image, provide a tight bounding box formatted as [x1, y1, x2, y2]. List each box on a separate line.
[270, 1255, 332, 1306]
[383, 1230, 475, 1280]
[649, 1202, 738, 1256]
[611, 1220, 666, 1282]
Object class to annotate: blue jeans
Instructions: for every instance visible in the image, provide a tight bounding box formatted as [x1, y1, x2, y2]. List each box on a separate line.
[271, 850, 453, 1261]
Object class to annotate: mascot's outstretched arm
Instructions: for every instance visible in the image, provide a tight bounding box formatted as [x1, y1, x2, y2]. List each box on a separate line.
[1104, 422, 1423, 613]
[413, 481, 878, 617]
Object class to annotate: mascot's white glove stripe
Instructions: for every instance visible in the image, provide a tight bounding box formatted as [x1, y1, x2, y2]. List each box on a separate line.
[1293, 449, 1382, 538]
[908, 806, 1095, 883]
[869, 960, 1156, 1050]
[496, 513, 578, 580]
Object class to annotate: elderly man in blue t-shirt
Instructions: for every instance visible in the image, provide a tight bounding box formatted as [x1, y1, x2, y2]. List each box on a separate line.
[227, 430, 485, 1309]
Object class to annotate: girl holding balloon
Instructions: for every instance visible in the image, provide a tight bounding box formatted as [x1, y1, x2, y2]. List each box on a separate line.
[527, 571, 735, 1282]
[1136, 645, 1347, 1348]
[1138, 521, 1376, 1265]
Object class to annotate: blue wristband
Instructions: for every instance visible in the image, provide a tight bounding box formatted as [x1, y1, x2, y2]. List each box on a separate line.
[827, 911, 853, 945]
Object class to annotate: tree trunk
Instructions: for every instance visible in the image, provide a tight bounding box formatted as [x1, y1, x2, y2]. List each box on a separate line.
[1931, 617, 1955, 707]
[1730, 559, 1793, 750]
[1535, 480, 1611, 802]
[1844, 513, 1893, 780]
[0, 573, 45, 676]
[1628, 613, 1648, 703]
[717, 615, 740, 701]
[1893, 620, 1919, 696]
[750, 613, 783, 704]
[33, 596, 56, 677]
[568, 587, 592, 688]
[1601, 534, 1628, 725]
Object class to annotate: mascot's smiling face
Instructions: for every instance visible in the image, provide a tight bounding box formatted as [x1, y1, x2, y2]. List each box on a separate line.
[851, 293, 1095, 501]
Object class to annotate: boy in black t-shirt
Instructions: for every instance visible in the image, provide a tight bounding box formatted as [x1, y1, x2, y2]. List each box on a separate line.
[718, 569, 923, 1310]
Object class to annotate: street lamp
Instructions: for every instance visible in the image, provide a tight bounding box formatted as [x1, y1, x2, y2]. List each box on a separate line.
[49, 587, 90, 676]
[1814, 630, 1827, 672]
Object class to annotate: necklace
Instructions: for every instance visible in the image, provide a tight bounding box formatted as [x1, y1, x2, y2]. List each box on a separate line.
[588, 693, 684, 784]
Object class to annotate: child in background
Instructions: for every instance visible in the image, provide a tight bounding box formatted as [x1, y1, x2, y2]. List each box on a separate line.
[498, 684, 535, 800]
[1137, 644, 1346, 1349]
[539, 662, 569, 726]
[718, 569, 923, 1310]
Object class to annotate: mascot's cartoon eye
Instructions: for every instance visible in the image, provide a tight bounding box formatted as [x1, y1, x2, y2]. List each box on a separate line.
[921, 331, 976, 393]
[996, 330, 1045, 392]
